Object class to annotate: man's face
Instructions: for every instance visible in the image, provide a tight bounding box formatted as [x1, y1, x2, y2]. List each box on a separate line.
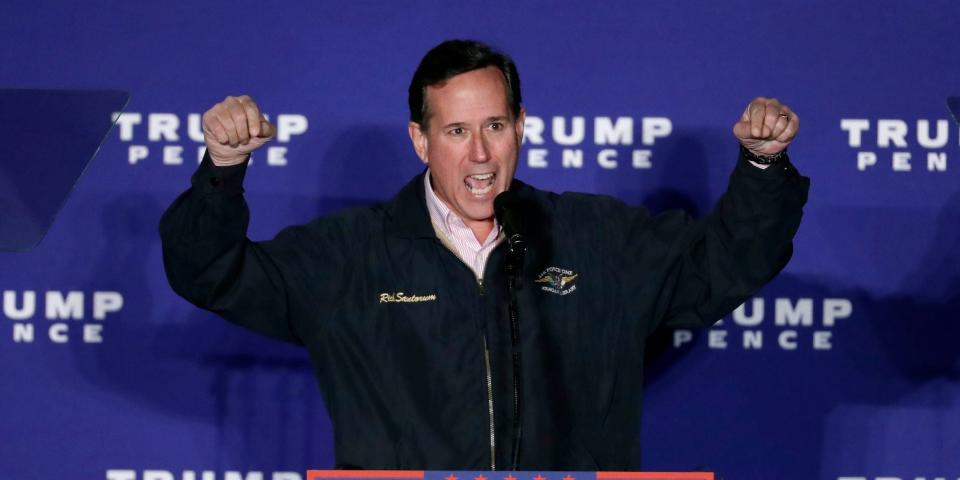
[408, 66, 525, 231]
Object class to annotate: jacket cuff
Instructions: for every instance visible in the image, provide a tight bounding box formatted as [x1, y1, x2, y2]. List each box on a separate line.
[190, 150, 248, 195]
[734, 146, 799, 181]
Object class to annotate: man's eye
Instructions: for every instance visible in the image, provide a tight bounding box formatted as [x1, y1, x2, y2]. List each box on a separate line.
[449, 127, 464, 135]
[489, 122, 503, 130]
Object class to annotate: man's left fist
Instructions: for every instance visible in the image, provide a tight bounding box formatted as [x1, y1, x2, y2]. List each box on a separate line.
[733, 97, 799, 156]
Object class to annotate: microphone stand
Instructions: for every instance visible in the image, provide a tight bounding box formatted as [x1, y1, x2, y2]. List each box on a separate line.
[495, 191, 526, 471]
[505, 232, 525, 471]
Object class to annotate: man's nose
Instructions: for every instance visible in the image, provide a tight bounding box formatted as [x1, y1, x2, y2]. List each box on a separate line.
[470, 134, 490, 162]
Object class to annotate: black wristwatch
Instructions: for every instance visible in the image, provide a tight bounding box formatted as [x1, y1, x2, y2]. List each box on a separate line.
[740, 144, 787, 165]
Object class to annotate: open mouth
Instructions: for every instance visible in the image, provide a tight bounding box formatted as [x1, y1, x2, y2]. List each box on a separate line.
[464, 172, 496, 196]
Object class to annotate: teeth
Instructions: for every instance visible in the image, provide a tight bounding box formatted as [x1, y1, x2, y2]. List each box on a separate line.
[465, 173, 496, 195]
[467, 183, 495, 195]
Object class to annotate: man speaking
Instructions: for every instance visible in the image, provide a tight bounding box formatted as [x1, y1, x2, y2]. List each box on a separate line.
[160, 40, 808, 471]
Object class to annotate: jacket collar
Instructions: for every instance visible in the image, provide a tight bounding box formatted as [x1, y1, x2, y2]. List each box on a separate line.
[385, 170, 439, 239]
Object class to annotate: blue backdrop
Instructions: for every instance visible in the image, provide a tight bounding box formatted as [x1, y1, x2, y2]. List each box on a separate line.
[2, 2, 959, 479]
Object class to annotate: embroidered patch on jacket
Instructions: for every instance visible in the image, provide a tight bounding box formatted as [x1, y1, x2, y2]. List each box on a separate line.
[379, 292, 438, 304]
[534, 266, 578, 296]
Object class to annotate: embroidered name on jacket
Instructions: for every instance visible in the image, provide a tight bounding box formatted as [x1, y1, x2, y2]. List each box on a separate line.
[379, 292, 438, 304]
[535, 266, 579, 295]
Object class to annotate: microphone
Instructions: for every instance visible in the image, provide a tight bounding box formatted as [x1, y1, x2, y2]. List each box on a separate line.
[494, 191, 526, 263]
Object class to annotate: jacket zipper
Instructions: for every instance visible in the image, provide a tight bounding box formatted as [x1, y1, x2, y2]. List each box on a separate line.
[431, 229, 499, 470]
[481, 324, 496, 471]
[476, 245, 504, 471]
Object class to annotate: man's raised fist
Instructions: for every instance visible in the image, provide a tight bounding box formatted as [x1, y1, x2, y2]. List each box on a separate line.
[733, 97, 799, 157]
[202, 95, 275, 166]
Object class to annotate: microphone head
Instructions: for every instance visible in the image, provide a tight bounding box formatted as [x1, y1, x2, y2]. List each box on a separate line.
[495, 190, 526, 265]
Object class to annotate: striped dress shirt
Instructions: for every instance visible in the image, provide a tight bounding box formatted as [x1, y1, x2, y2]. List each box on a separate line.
[424, 171, 504, 281]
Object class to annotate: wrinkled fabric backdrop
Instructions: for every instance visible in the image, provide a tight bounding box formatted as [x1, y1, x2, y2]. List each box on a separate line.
[2, 2, 959, 479]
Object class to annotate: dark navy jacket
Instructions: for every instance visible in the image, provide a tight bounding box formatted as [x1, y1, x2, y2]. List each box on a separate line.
[160, 151, 808, 470]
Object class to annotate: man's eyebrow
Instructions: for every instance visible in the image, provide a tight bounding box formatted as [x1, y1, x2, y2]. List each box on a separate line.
[440, 117, 510, 130]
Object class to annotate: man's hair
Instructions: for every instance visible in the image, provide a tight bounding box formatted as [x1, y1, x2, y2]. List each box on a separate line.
[408, 39, 522, 129]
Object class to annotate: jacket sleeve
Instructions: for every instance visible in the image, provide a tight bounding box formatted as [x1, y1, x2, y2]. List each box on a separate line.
[158, 152, 315, 345]
[635, 149, 809, 331]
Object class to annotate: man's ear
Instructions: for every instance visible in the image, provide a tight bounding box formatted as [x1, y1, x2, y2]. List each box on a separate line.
[408, 121, 428, 165]
[514, 106, 526, 144]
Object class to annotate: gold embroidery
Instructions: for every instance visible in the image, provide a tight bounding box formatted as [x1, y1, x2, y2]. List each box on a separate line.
[379, 292, 438, 304]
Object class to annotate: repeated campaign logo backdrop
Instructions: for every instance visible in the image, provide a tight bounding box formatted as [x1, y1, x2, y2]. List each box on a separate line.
[2, 2, 959, 480]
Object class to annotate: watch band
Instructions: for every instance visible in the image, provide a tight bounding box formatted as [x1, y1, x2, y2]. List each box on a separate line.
[740, 144, 787, 165]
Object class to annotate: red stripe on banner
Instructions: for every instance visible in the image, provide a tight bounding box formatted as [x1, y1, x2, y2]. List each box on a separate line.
[307, 471, 426, 480]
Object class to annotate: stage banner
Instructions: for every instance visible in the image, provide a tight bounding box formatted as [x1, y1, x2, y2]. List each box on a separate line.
[1, 1, 959, 480]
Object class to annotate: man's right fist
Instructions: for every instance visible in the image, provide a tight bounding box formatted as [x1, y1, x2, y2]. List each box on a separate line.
[202, 95, 276, 166]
